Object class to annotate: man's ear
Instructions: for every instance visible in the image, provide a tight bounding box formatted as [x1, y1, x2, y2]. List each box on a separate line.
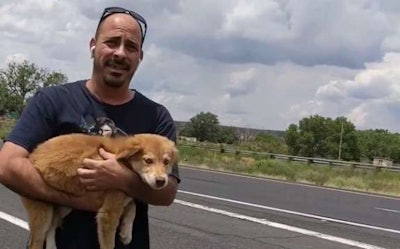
[89, 38, 96, 58]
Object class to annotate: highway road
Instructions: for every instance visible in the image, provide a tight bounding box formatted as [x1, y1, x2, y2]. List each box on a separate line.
[1, 166, 400, 249]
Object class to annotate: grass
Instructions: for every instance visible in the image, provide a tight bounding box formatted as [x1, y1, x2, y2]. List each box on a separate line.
[178, 144, 400, 197]
[0, 118, 16, 139]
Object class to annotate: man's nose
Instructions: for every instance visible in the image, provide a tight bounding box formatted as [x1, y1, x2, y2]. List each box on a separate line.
[114, 44, 127, 58]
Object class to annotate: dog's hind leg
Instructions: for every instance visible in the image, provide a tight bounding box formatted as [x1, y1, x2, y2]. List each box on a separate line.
[97, 191, 126, 249]
[21, 197, 53, 249]
[45, 207, 71, 249]
[45, 218, 57, 249]
[119, 199, 136, 245]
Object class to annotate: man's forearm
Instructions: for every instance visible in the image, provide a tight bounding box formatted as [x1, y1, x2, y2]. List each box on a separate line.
[0, 156, 86, 209]
[122, 172, 178, 206]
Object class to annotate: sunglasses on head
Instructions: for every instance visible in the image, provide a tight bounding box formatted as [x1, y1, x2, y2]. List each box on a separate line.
[98, 7, 148, 44]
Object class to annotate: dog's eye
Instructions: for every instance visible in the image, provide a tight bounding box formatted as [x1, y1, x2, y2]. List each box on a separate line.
[164, 159, 170, 165]
[144, 158, 153, 164]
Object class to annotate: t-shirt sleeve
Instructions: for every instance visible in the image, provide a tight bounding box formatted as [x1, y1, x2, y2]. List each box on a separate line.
[6, 90, 57, 153]
[155, 105, 181, 183]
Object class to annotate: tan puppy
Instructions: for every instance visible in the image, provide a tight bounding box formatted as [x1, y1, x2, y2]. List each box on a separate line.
[21, 133, 178, 249]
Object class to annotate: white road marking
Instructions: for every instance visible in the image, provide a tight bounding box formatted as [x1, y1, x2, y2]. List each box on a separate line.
[175, 199, 385, 249]
[178, 190, 400, 234]
[0, 211, 29, 230]
[376, 207, 400, 214]
[0, 200, 387, 249]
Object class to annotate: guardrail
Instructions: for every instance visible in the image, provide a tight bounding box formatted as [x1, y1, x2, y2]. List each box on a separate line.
[179, 144, 400, 172]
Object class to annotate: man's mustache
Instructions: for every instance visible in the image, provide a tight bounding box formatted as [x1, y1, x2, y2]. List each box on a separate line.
[106, 59, 130, 70]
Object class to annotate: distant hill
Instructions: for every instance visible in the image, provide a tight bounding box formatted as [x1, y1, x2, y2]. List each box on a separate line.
[174, 120, 285, 142]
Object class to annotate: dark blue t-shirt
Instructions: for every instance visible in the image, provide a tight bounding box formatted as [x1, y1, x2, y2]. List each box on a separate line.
[7, 80, 180, 249]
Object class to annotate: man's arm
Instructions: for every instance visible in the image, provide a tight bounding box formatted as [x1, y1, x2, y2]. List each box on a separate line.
[122, 173, 178, 206]
[78, 148, 178, 206]
[0, 142, 102, 211]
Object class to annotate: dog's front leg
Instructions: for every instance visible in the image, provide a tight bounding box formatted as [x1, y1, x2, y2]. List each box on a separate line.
[119, 199, 136, 245]
[97, 191, 126, 249]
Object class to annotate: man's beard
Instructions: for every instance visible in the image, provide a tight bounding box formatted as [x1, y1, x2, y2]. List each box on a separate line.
[104, 74, 126, 88]
[94, 58, 133, 88]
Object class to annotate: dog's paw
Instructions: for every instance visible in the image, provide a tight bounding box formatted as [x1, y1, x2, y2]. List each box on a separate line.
[119, 226, 133, 245]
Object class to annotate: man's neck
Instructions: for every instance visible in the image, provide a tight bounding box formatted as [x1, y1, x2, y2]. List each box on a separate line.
[85, 79, 134, 105]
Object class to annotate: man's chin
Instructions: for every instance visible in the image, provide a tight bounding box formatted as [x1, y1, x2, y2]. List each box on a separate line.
[104, 76, 126, 88]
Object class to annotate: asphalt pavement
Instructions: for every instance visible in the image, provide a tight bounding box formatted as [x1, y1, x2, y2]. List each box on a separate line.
[1, 166, 400, 249]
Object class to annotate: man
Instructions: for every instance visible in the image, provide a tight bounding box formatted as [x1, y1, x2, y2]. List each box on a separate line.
[0, 6, 180, 249]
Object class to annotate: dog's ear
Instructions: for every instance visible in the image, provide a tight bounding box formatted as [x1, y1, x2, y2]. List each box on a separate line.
[116, 140, 142, 161]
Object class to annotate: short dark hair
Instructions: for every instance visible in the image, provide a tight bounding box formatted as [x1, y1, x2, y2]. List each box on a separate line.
[96, 7, 148, 45]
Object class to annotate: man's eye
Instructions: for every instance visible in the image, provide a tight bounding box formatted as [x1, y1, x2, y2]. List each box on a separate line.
[106, 40, 119, 47]
[126, 45, 138, 52]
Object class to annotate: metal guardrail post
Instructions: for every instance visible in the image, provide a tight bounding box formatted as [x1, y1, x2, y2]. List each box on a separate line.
[235, 150, 240, 157]
[219, 144, 225, 154]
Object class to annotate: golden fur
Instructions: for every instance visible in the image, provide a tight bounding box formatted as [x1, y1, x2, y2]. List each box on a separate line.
[21, 133, 178, 249]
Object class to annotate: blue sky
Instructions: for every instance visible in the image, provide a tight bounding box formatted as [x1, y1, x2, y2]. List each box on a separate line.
[2, 0, 400, 132]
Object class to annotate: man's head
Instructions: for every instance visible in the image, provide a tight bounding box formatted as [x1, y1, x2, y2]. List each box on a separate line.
[90, 7, 147, 88]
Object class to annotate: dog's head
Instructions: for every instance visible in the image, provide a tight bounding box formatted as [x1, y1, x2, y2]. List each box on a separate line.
[116, 134, 178, 190]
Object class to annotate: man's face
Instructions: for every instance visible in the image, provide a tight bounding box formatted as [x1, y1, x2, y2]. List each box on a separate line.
[92, 14, 142, 88]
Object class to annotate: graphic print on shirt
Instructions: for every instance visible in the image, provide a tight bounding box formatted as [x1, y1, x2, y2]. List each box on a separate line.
[80, 116, 128, 137]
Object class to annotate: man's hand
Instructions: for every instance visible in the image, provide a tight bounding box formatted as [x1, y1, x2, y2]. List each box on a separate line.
[78, 147, 178, 206]
[78, 148, 134, 191]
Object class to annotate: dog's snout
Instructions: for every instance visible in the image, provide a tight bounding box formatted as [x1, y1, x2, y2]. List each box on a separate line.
[155, 178, 166, 188]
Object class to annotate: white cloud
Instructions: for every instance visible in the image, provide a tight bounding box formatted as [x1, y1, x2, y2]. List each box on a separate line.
[3, 54, 27, 66]
[155, 0, 392, 68]
[219, 0, 295, 42]
[290, 52, 400, 131]
[225, 68, 257, 97]
[347, 104, 368, 127]
[3, 0, 400, 132]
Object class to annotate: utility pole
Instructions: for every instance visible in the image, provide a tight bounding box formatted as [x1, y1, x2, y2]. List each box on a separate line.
[338, 121, 344, 160]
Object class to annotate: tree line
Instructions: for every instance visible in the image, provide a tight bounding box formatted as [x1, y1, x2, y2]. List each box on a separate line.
[1, 60, 399, 163]
[179, 112, 400, 163]
[0, 60, 67, 116]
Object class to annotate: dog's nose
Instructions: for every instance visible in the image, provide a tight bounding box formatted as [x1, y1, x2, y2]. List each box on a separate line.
[155, 178, 166, 188]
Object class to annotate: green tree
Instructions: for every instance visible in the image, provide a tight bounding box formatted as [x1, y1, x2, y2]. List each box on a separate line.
[356, 129, 400, 162]
[0, 82, 7, 115]
[246, 133, 288, 153]
[0, 60, 68, 115]
[388, 134, 400, 163]
[285, 115, 359, 160]
[43, 71, 68, 88]
[217, 126, 239, 144]
[285, 124, 300, 155]
[297, 115, 332, 157]
[333, 117, 360, 161]
[182, 112, 220, 142]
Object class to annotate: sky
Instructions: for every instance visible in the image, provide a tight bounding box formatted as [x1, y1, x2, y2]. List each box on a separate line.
[2, 0, 400, 132]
